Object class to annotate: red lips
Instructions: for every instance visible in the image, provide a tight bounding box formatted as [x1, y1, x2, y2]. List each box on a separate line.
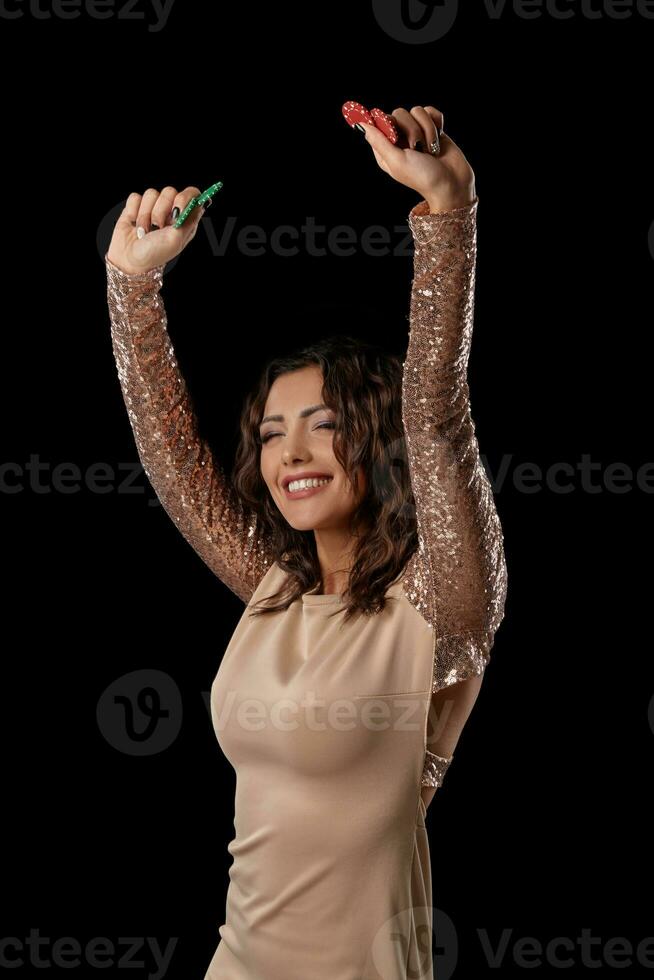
[342, 101, 401, 145]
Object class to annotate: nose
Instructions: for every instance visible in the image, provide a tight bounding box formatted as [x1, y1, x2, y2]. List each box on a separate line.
[282, 429, 311, 465]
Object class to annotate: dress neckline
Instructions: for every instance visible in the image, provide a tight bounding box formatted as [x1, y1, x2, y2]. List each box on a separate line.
[301, 583, 346, 605]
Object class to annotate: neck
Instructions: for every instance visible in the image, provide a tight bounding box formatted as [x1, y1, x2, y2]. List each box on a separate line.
[313, 527, 360, 595]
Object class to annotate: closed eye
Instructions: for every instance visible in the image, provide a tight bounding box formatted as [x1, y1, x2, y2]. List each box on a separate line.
[260, 421, 335, 444]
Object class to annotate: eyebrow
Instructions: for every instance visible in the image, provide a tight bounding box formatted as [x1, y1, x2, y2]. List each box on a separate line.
[259, 403, 330, 427]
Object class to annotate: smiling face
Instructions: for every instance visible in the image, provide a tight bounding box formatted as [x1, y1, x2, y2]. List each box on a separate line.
[259, 365, 366, 532]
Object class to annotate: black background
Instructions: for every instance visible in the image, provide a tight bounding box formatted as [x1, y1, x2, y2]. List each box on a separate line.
[3, 1, 654, 977]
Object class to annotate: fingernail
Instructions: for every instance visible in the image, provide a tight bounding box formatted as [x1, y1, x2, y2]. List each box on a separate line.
[414, 140, 423, 151]
[136, 226, 145, 239]
[171, 206, 180, 222]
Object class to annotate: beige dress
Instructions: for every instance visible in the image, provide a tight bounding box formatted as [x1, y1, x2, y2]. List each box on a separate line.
[105, 197, 508, 980]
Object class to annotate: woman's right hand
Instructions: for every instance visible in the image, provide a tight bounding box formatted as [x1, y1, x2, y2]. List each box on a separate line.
[106, 186, 207, 275]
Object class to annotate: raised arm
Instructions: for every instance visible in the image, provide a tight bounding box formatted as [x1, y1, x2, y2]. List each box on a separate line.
[402, 198, 508, 795]
[402, 197, 508, 680]
[105, 237, 274, 604]
[354, 104, 508, 798]
[356, 107, 508, 672]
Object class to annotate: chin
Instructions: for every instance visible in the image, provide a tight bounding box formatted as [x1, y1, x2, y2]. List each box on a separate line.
[285, 518, 320, 532]
[280, 505, 326, 527]
[277, 506, 329, 533]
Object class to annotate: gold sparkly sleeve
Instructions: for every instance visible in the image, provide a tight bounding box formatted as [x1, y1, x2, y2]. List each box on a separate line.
[421, 749, 453, 791]
[401, 198, 508, 702]
[105, 254, 274, 604]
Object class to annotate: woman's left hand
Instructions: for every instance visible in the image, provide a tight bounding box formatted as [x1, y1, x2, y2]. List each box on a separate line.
[358, 105, 476, 213]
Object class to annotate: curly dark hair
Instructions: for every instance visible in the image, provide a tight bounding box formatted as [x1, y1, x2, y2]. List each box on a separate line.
[230, 334, 419, 625]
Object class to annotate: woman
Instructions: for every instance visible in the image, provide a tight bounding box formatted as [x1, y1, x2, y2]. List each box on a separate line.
[104, 104, 508, 980]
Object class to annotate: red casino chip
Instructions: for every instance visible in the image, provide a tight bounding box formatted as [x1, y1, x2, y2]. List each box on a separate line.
[342, 101, 374, 129]
[370, 108, 399, 145]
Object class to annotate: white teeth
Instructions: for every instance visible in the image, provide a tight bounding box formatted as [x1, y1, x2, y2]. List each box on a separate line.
[287, 477, 332, 493]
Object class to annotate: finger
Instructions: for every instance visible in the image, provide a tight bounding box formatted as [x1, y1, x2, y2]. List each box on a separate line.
[114, 191, 142, 233]
[390, 107, 424, 150]
[369, 144, 390, 175]
[171, 186, 202, 227]
[151, 186, 178, 229]
[423, 106, 445, 136]
[409, 106, 439, 151]
[135, 188, 160, 234]
[359, 121, 406, 170]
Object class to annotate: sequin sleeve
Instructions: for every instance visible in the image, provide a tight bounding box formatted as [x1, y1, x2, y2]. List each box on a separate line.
[421, 749, 453, 791]
[105, 254, 274, 603]
[401, 198, 508, 705]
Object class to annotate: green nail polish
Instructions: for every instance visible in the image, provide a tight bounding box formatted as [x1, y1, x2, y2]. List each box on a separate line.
[174, 180, 224, 228]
